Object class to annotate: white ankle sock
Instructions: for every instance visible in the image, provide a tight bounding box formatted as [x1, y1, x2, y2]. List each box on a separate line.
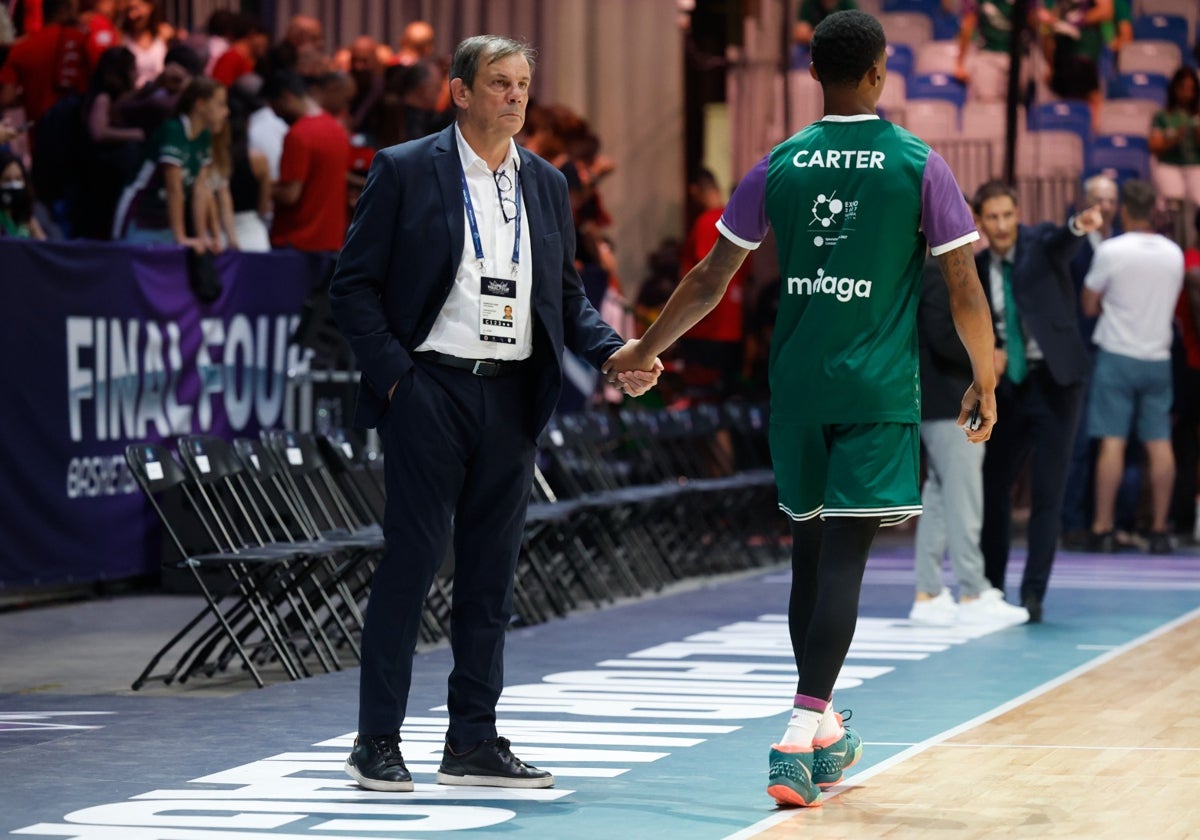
[780, 706, 824, 747]
[814, 703, 844, 743]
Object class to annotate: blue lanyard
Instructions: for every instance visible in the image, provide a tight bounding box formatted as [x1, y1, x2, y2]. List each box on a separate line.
[460, 163, 522, 274]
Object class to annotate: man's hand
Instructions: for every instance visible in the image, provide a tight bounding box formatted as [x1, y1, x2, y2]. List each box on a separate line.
[388, 379, 398, 401]
[957, 382, 997, 443]
[1074, 204, 1104, 234]
[603, 339, 664, 398]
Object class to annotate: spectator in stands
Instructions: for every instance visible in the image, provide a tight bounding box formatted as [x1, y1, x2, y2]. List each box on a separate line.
[112, 76, 226, 249]
[677, 167, 747, 400]
[974, 180, 1103, 623]
[198, 8, 236, 75]
[1106, 0, 1133, 55]
[394, 20, 435, 66]
[377, 59, 450, 148]
[329, 34, 660, 794]
[1149, 67, 1200, 208]
[117, 42, 201, 141]
[264, 69, 348, 252]
[956, 0, 1031, 102]
[80, 0, 121, 67]
[199, 101, 238, 251]
[0, 0, 90, 124]
[210, 13, 267, 90]
[0, 150, 45, 238]
[1172, 210, 1200, 541]
[313, 70, 355, 133]
[259, 13, 325, 82]
[223, 90, 270, 252]
[1061, 173, 1119, 548]
[347, 36, 386, 145]
[794, 0, 856, 47]
[76, 45, 143, 240]
[1038, 0, 1112, 130]
[912, 255, 1029, 626]
[121, 0, 167, 89]
[1082, 180, 1185, 554]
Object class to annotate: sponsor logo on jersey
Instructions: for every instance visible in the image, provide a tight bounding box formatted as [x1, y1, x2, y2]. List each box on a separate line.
[792, 149, 885, 169]
[809, 191, 860, 245]
[786, 268, 872, 302]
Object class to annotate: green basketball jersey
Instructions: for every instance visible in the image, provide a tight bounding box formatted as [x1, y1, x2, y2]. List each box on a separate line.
[717, 115, 978, 426]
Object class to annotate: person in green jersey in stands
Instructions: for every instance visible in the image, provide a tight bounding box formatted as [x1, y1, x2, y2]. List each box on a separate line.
[605, 10, 998, 807]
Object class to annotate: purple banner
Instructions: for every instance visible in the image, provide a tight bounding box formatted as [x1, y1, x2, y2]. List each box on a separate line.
[0, 240, 332, 589]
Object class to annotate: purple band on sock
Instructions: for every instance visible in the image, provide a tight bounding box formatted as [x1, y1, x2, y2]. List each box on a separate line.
[794, 693, 828, 712]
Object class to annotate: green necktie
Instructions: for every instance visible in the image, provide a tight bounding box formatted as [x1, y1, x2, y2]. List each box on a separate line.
[1002, 260, 1027, 385]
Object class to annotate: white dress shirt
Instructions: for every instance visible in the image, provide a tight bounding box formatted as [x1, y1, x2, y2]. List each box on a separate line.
[988, 245, 1044, 362]
[416, 124, 534, 360]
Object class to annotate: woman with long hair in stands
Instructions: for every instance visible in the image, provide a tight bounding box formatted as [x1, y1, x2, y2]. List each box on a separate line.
[112, 76, 228, 250]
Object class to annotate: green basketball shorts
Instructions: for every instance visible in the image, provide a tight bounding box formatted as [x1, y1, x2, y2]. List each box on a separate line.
[770, 421, 922, 527]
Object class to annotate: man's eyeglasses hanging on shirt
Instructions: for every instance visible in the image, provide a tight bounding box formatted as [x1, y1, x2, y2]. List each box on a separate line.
[493, 167, 518, 224]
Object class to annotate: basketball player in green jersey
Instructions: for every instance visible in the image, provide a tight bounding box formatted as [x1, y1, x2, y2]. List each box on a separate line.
[606, 10, 997, 807]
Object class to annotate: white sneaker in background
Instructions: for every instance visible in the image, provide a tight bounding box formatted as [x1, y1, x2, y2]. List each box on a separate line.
[957, 588, 1030, 626]
[908, 588, 958, 626]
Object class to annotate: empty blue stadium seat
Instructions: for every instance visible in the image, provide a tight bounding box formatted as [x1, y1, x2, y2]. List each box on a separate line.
[1031, 100, 1093, 145]
[1132, 15, 1194, 65]
[907, 72, 966, 107]
[1088, 134, 1151, 180]
[886, 43, 914, 81]
[1109, 72, 1170, 104]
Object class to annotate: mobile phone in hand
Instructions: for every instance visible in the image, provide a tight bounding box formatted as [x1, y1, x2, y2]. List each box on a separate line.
[967, 400, 981, 431]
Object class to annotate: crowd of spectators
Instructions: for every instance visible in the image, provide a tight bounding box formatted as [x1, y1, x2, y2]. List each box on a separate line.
[0, 0, 622, 291]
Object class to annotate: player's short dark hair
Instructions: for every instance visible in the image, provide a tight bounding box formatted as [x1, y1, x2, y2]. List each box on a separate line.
[810, 10, 887, 89]
[1120, 179, 1156, 220]
[972, 180, 1019, 215]
[261, 69, 308, 101]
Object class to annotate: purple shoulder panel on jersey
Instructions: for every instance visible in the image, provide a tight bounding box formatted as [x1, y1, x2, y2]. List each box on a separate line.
[716, 154, 770, 250]
[921, 149, 980, 256]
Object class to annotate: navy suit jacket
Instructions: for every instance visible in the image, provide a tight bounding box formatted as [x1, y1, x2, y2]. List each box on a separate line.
[975, 222, 1089, 389]
[328, 124, 625, 435]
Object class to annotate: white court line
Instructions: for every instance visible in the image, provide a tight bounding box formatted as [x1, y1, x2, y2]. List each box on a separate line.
[868, 741, 1200, 752]
[722, 603, 1200, 840]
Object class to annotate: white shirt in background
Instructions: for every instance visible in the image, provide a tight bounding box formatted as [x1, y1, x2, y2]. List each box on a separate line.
[1085, 231, 1185, 361]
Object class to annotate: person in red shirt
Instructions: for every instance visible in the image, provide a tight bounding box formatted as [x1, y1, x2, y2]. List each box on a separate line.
[210, 13, 268, 89]
[80, 0, 119, 67]
[264, 69, 349, 252]
[0, 0, 89, 124]
[676, 167, 750, 399]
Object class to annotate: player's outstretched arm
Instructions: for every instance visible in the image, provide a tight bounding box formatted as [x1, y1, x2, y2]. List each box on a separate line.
[604, 236, 750, 375]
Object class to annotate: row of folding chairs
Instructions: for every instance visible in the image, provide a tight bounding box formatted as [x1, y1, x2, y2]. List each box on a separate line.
[125, 430, 387, 689]
[126, 402, 785, 688]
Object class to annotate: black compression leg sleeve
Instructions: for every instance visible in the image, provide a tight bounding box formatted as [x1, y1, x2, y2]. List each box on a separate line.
[788, 516, 882, 699]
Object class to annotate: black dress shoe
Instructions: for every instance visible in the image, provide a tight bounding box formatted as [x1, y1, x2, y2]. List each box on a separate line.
[437, 736, 555, 788]
[345, 732, 413, 791]
[1022, 596, 1043, 624]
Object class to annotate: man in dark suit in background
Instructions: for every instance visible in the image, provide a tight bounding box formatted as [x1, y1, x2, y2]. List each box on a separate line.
[972, 180, 1103, 623]
[328, 34, 661, 793]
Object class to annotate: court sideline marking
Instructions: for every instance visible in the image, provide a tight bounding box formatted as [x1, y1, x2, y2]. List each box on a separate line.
[722, 602, 1200, 840]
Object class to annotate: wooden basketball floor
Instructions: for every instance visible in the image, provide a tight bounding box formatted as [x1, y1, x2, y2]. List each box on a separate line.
[745, 603, 1200, 839]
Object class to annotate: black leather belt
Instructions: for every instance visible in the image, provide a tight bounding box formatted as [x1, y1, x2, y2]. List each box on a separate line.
[417, 350, 526, 377]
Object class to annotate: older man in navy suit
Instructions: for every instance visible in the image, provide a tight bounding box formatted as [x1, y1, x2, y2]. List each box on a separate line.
[971, 181, 1103, 623]
[329, 35, 661, 792]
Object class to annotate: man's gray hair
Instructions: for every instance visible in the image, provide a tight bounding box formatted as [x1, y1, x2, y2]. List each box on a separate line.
[449, 35, 536, 90]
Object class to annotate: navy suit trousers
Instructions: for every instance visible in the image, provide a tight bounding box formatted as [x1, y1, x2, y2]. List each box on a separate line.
[981, 365, 1083, 603]
[357, 356, 538, 750]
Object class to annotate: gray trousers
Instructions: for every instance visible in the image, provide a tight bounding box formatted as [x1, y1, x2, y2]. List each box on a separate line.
[913, 419, 989, 597]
